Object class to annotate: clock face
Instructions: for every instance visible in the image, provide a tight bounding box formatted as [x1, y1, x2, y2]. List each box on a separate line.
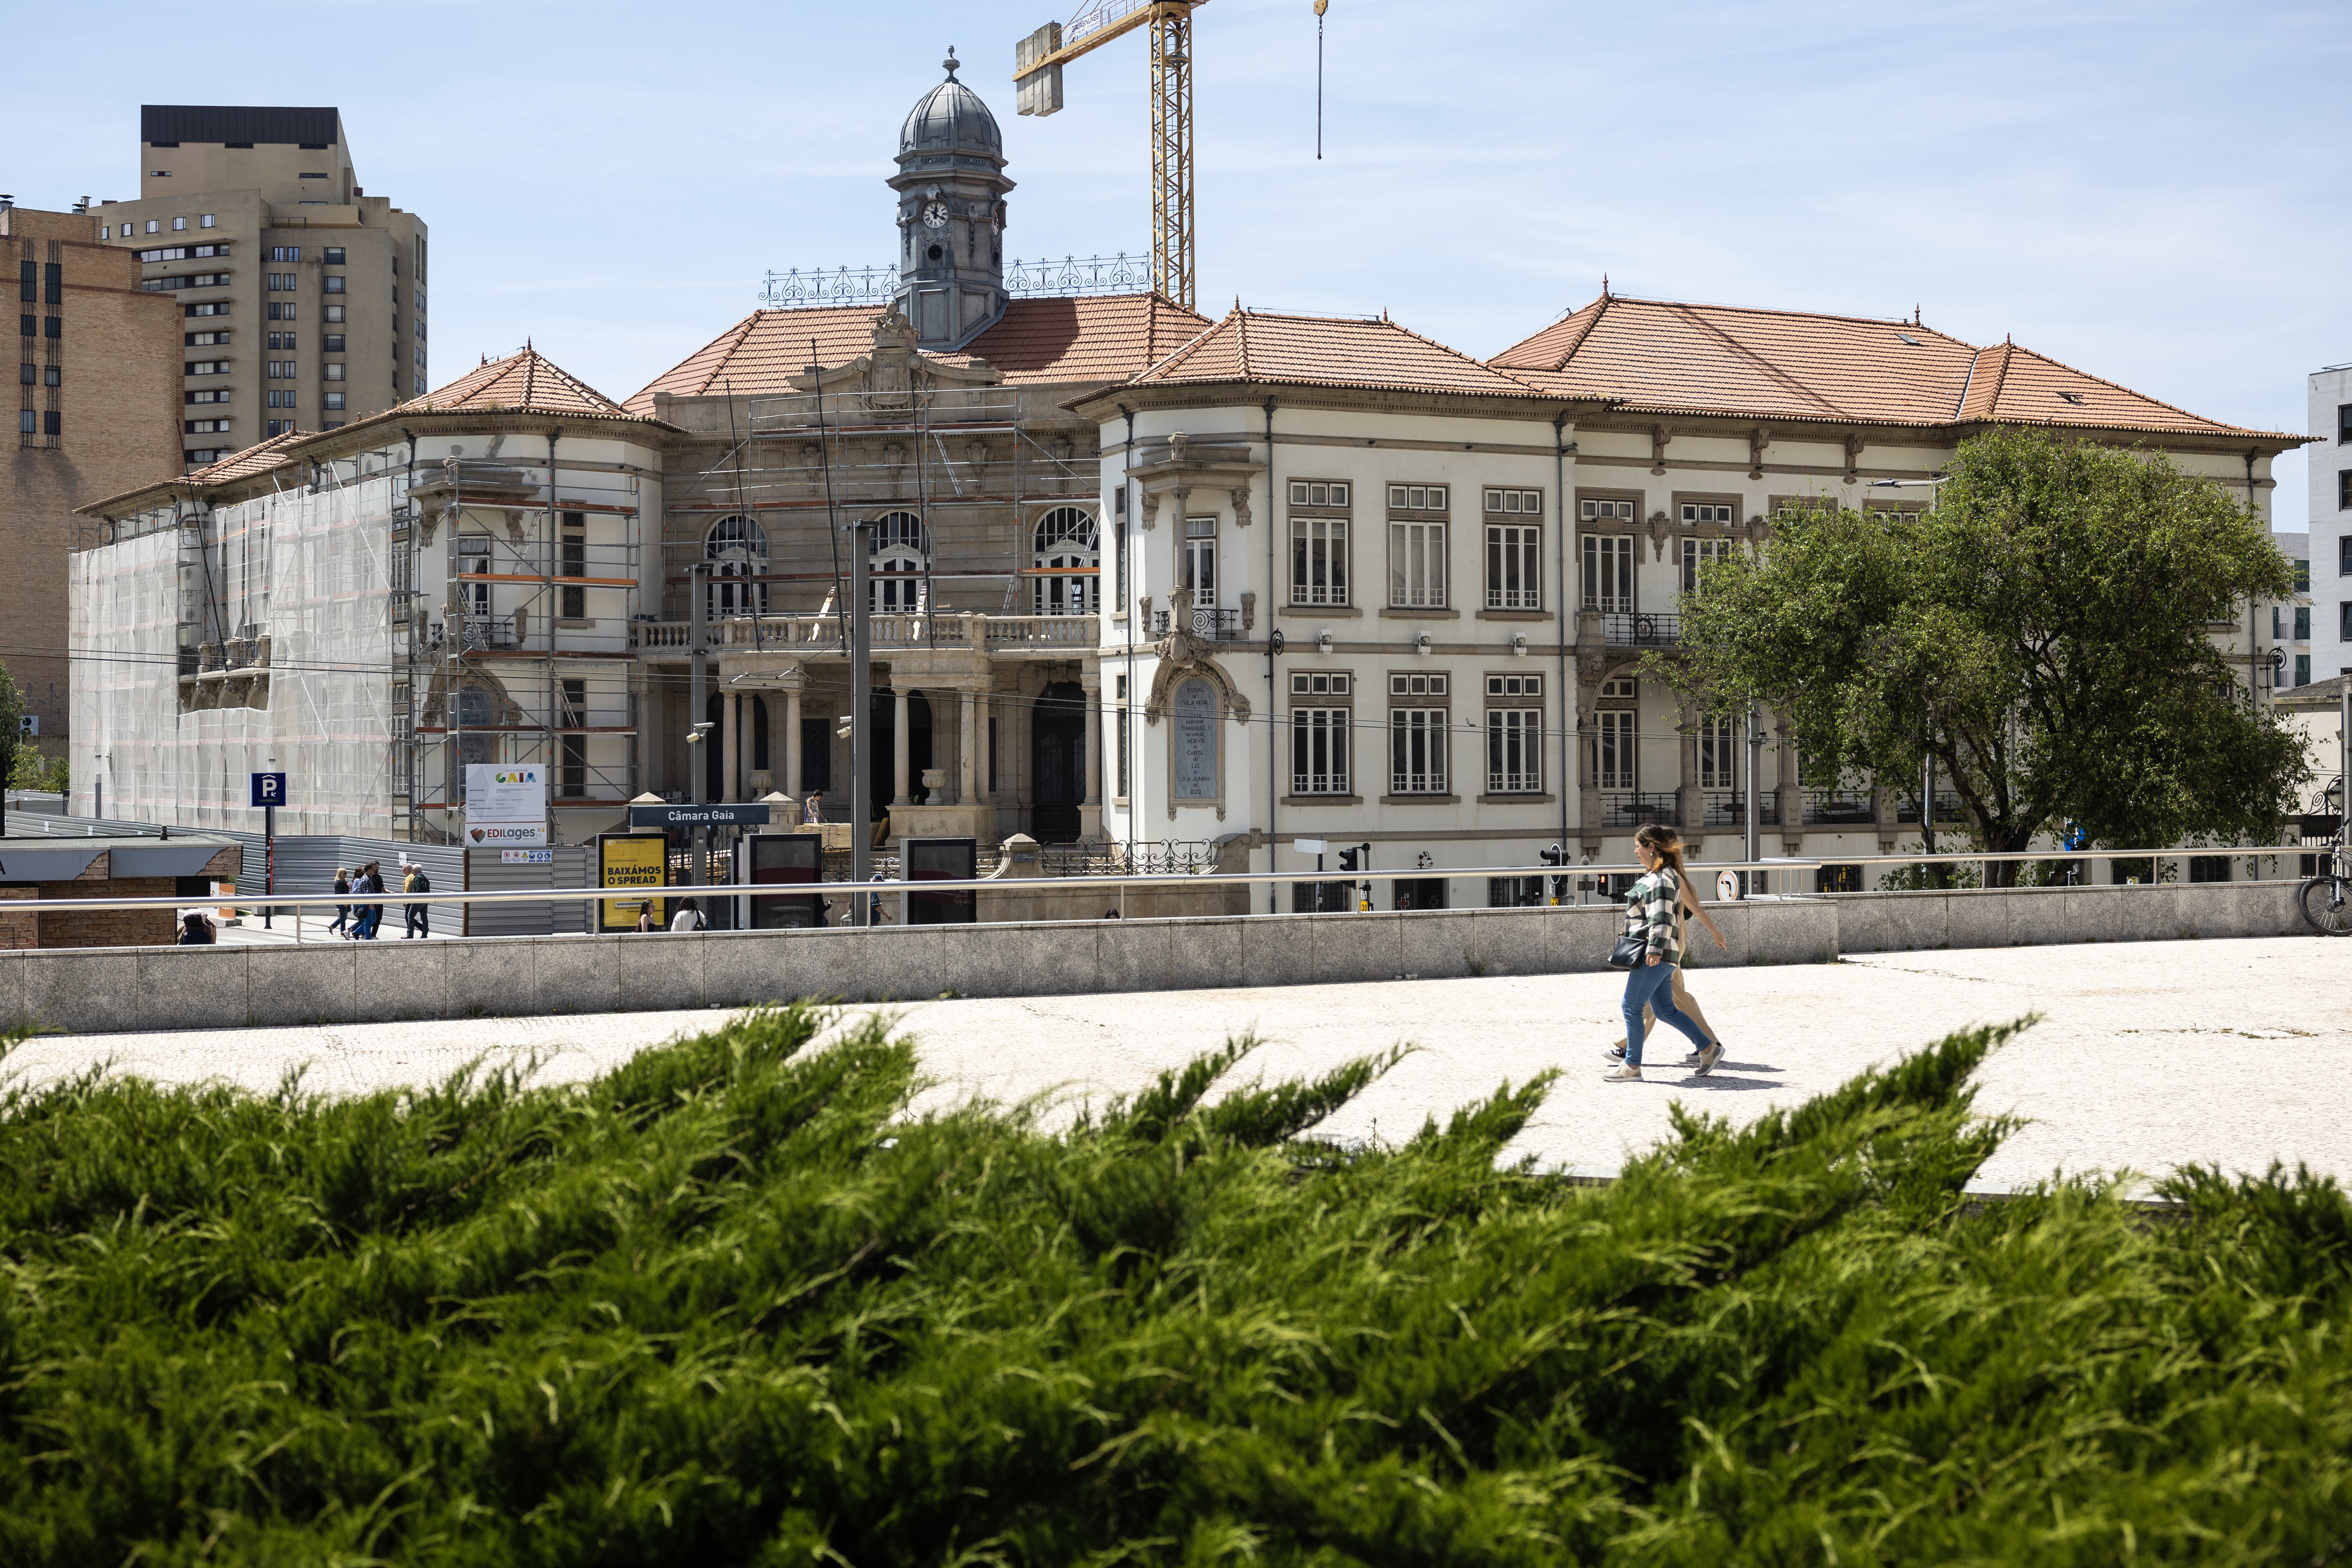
[921, 201, 949, 229]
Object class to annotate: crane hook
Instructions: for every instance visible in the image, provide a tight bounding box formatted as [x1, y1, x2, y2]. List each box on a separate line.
[1314, 0, 1329, 161]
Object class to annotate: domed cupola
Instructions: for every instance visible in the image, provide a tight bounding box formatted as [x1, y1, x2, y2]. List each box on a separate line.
[889, 48, 1016, 352]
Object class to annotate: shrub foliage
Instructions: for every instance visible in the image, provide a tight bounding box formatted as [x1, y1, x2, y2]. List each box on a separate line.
[1, 1009, 2348, 1564]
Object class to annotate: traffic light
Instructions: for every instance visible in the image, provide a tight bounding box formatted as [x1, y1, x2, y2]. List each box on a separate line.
[1539, 842, 1566, 905]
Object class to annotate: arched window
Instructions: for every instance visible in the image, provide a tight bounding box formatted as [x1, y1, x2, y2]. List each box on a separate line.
[706, 514, 768, 616]
[869, 511, 928, 613]
[1031, 506, 1098, 616]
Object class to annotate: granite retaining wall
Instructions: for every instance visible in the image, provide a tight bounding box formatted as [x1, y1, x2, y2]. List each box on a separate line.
[0, 881, 2307, 1035]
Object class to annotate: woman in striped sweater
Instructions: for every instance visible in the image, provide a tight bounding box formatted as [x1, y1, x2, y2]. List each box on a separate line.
[1603, 824, 1725, 1083]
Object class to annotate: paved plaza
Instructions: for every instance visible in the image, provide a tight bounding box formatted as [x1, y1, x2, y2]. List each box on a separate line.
[4, 935, 2345, 1192]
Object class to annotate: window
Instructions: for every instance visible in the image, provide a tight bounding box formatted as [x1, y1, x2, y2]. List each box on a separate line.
[1698, 715, 1738, 788]
[2273, 606, 2284, 640]
[42, 365, 59, 388]
[324, 363, 344, 381]
[1033, 507, 1098, 615]
[1388, 519, 1445, 607]
[268, 390, 295, 408]
[2296, 654, 2311, 688]
[2342, 602, 2352, 643]
[265, 419, 291, 437]
[1486, 673, 1540, 698]
[323, 248, 345, 265]
[2339, 471, 2352, 510]
[323, 305, 343, 323]
[1291, 706, 1351, 795]
[183, 419, 230, 434]
[1289, 514, 1348, 604]
[43, 263, 61, 305]
[1292, 671, 1352, 697]
[1388, 483, 1448, 511]
[323, 333, 344, 352]
[21, 260, 37, 303]
[2294, 557, 2309, 591]
[2340, 404, 2352, 443]
[1486, 487, 1542, 515]
[1580, 497, 1636, 524]
[172, 216, 186, 230]
[268, 361, 291, 378]
[1289, 480, 1349, 507]
[561, 516, 586, 619]
[268, 273, 288, 290]
[299, 172, 329, 180]
[1581, 533, 1633, 611]
[1182, 516, 1219, 609]
[1601, 674, 1636, 700]
[266, 303, 292, 320]
[15, 411, 30, 435]
[1682, 536, 1734, 594]
[1485, 523, 1540, 609]
[2295, 606, 2311, 640]
[268, 332, 291, 350]
[1680, 502, 1735, 527]
[43, 410, 58, 438]
[867, 511, 924, 612]
[1388, 674, 1450, 795]
[323, 276, 345, 294]
[1596, 709, 1636, 789]
[185, 389, 228, 405]
[145, 220, 159, 233]
[2341, 537, 2352, 576]
[2188, 855, 2232, 884]
[1486, 709, 1542, 793]
[323, 392, 345, 411]
[17, 316, 31, 337]
[44, 317, 59, 340]
[201, 214, 215, 229]
[185, 331, 228, 346]
[16, 363, 29, 386]
[119, 223, 132, 238]
[560, 680, 587, 797]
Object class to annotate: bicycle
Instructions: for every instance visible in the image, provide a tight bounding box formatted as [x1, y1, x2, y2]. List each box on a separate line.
[2297, 776, 2347, 936]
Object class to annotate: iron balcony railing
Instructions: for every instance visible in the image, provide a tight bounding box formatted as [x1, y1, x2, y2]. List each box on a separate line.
[1893, 791, 1967, 824]
[1596, 790, 1678, 827]
[1803, 788, 1876, 825]
[1150, 605, 1243, 641]
[1702, 790, 1781, 826]
[1598, 611, 1681, 647]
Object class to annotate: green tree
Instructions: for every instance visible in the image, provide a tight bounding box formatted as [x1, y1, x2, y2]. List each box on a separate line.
[0, 661, 18, 834]
[1668, 427, 2303, 885]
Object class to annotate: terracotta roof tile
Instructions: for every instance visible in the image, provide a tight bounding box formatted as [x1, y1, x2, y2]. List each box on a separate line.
[181, 426, 312, 483]
[621, 293, 1214, 415]
[1491, 293, 2291, 437]
[393, 346, 632, 420]
[1127, 306, 1551, 399]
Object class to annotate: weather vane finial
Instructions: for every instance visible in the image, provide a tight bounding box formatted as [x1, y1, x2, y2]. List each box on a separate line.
[943, 46, 959, 79]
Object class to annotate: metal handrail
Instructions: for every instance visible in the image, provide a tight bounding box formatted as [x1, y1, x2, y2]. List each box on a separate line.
[0, 847, 2317, 915]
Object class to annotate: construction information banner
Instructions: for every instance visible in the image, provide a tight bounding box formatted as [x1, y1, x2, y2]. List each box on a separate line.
[464, 765, 549, 848]
[599, 834, 667, 931]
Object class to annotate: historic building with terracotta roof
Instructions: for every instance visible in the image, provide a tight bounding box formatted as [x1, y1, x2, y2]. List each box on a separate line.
[63, 54, 2312, 911]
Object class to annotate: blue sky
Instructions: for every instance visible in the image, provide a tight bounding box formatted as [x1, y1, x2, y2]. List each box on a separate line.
[12, 1, 2346, 526]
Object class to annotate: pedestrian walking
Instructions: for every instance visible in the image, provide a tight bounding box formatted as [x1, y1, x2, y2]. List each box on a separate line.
[329, 868, 352, 938]
[669, 898, 705, 932]
[1606, 824, 1728, 1068]
[634, 905, 659, 932]
[402, 862, 432, 938]
[176, 910, 218, 945]
[353, 861, 384, 941]
[1602, 824, 1723, 1083]
[803, 790, 824, 824]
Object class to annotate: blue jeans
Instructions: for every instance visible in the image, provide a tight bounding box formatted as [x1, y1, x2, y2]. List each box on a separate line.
[1622, 959, 1711, 1066]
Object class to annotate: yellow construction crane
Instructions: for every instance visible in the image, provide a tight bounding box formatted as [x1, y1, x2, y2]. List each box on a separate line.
[1014, 1, 1206, 311]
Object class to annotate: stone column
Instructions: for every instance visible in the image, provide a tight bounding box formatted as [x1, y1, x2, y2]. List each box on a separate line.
[891, 686, 912, 807]
[722, 690, 740, 803]
[958, 685, 978, 805]
[1081, 676, 1102, 810]
[1674, 696, 1702, 834]
[784, 684, 804, 796]
[1774, 710, 1803, 855]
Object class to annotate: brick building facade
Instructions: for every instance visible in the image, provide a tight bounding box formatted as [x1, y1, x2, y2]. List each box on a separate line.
[2, 201, 182, 743]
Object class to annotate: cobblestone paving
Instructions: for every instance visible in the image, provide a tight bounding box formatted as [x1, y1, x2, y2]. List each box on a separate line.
[6, 935, 2344, 1191]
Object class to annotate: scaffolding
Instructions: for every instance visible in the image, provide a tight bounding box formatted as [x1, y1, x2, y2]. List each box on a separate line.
[71, 438, 646, 844]
[656, 376, 1103, 633]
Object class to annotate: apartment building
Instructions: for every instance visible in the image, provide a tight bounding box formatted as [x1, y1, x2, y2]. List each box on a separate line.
[0, 198, 181, 741]
[2269, 531, 2314, 694]
[91, 106, 426, 469]
[2311, 362, 2351, 685]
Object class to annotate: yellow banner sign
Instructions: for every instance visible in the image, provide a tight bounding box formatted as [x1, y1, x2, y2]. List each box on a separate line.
[600, 834, 667, 931]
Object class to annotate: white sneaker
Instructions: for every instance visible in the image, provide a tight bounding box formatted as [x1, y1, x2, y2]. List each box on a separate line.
[1691, 1042, 1724, 1077]
[1602, 1063, 1642, 1082]
[1605, 1042, 1627, 1062]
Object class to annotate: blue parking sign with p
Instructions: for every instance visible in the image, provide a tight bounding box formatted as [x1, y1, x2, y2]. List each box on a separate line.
[250, 771, 288, 808]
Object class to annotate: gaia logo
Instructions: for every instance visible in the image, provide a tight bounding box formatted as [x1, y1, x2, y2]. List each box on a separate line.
[493, 770, 539, 785]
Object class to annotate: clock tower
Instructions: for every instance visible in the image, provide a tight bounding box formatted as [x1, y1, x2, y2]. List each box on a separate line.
[891, 48, 1015, 351]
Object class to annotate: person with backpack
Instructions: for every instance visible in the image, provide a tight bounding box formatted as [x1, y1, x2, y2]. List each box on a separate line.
[402, 862, 432, 938]
[1603, 824, 1723, 1084]
[352, 862, 384, 941]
